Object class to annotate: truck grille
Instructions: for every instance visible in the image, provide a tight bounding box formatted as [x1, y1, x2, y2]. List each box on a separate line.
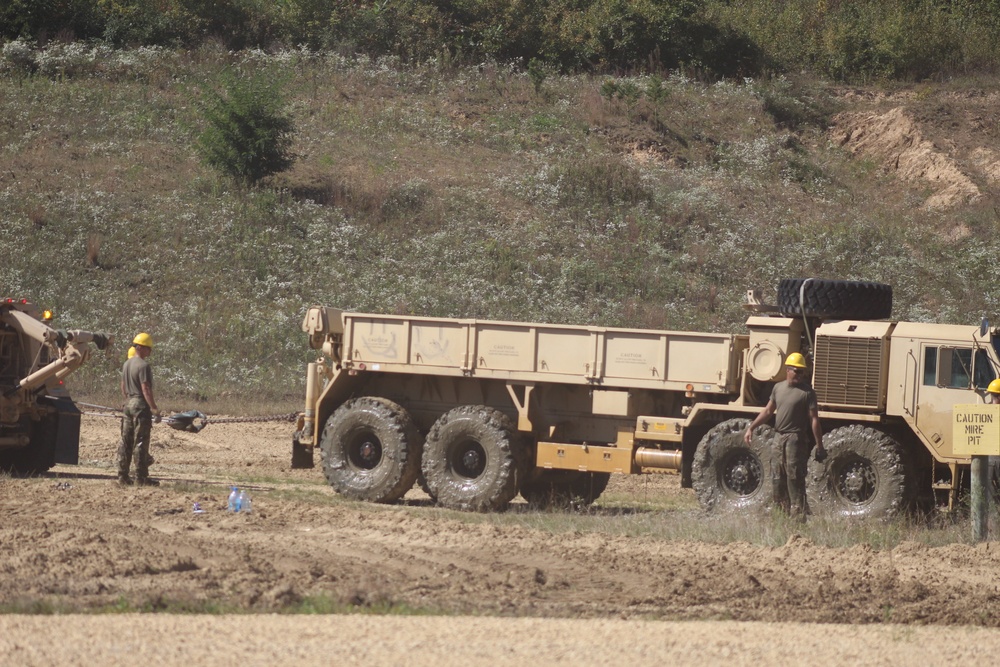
[813, 336, 886, 410]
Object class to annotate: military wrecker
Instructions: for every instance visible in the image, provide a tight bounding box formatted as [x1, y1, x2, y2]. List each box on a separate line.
[292, 279, 1000, 517]
[0, 297, 112, 474]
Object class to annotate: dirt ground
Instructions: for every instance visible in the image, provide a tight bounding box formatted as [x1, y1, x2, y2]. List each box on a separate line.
[3, 414, 1000, 663]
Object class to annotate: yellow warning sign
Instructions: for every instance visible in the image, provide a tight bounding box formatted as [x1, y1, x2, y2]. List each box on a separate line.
[952, 404, 1000, 456]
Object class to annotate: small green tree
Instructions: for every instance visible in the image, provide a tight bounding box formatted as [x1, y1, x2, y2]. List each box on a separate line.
[196, 71, 296, 187]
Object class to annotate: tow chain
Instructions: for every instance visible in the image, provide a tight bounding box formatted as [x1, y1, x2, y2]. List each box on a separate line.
[193, 413, 298, 425]
[75, 402, 297, 429]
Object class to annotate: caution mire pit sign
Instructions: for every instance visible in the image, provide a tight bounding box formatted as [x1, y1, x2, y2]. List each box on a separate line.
[952, 404, 1000, 456]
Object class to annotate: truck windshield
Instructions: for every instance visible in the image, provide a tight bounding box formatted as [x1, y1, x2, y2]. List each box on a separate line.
[924, 345, 996, 389]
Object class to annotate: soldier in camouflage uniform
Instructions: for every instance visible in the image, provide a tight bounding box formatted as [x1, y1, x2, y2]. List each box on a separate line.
[116, 332, 161, 486]
[744, 352, 825, 521]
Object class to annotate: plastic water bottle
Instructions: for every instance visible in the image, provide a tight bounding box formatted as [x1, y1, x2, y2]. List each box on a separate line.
[227, 486, 239, 512]
[240, 490, 252, 514]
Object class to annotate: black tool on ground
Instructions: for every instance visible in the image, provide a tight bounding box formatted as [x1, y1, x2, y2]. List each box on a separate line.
[164, 410, 209, 433]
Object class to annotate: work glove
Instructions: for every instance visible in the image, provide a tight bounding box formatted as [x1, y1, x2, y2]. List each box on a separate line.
[814, 447, 827, 463]
[153, 411, 162, 424]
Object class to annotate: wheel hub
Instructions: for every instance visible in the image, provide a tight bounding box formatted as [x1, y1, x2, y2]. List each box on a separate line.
[450, 439, 487, 479]
[359, 440, 376, 463]
[723, 452, 762, 496]
[462, 449, 481, 471]
[346, 432, 383, 470]
[836, 460, 876, 504]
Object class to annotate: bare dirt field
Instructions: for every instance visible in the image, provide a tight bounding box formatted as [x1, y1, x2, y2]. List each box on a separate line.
[3, 414, 1000, 664]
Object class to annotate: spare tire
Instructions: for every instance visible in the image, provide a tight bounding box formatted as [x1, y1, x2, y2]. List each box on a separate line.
[777, 279, 892, 320]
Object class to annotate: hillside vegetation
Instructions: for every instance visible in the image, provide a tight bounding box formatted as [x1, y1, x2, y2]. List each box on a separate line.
[3, 3, 1000, 406]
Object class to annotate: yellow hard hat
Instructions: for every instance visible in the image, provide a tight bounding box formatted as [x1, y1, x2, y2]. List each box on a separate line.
[132, 332, 153, 348]
[988, 379, 1000, 394]
[785, 352, 807, 369]
[127, 346, 136, 359]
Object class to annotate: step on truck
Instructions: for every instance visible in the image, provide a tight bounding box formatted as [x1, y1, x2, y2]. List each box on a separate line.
[0, 297, 112, 474]
[292, 278, 999, 517]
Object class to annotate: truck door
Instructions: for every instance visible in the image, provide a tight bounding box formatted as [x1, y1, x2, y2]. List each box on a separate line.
[913, 344, 995, 458]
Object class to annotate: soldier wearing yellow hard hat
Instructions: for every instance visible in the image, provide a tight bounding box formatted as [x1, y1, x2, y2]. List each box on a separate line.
[116, 332, 161, 486]
[986, 378, 1000, 404]
[744, 351, 825, 521]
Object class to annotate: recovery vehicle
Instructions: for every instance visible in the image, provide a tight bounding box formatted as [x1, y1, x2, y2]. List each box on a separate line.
[0, 297, 112, 474]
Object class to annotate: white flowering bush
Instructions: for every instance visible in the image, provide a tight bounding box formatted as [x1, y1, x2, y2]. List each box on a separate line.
[1, 38, 35, 74]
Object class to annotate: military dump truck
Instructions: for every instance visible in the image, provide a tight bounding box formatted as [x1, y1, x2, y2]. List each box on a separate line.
[292, 278, 999, 517]
[0, 297, 111, 474]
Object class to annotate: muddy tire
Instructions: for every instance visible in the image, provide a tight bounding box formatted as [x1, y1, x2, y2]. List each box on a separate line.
[520, 470, 611, 509]
[0, 418, 56, 476]
[692, 418, 774, 512]
[422, 406, 523, 512]
[806, 425, 909, 519]
[319, 397, 421, 503]
[777, 278, 892, 320]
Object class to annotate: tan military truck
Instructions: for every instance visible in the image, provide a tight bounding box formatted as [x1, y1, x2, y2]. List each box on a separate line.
[0, 297, 112, 474]
[292, 278, 998, 517]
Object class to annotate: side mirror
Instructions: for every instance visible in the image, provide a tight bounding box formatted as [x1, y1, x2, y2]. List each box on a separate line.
[981, 317, 990, 338]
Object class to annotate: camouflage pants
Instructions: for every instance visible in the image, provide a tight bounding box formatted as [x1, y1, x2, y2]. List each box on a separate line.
[117, 397, 152, 480]
[772, 431, 810, 520]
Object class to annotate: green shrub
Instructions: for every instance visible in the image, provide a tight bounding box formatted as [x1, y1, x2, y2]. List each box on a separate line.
[195, 70, 296, 187]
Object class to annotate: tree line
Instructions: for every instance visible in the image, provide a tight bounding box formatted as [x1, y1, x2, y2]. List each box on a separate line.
[3, 0, 1000, 82]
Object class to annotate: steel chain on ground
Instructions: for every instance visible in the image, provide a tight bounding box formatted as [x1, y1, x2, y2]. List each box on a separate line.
[202, 413, 298, 424]
[77, 403, 296, 424]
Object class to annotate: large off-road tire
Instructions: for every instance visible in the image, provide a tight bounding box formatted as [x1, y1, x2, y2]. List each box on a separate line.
[777, 278, 892, 320]
[319, 397, 421, 503]
[692, 418, 774, 512]
[0, 418, 56, 476]
[422, 406, 524, 512]
[520, 470, 611, 509]
[806, 425, 910, 519]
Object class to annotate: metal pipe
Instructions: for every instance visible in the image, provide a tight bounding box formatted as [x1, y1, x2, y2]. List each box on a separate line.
[0, 435, 30, 448]
[971, 455, 990, 541]
[302, 361, 320, 443]
[634, 447, 682, 470]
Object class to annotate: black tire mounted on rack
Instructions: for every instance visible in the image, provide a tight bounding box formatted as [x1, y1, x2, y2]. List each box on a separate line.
[319, 397, 421, 503]
[422, 405, 524, 512]
[777, 279, 893, 320]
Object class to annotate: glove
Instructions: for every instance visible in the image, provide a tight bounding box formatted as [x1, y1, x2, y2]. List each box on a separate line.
[814, 447, 827, 463]
[153, 411, 162, 424]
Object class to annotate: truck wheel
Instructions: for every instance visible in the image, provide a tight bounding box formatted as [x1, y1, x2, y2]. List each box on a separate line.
[692, 418, 774, 512]
[521, 470, 611, 509]
[806, 425, 909, 519]
[422, 406, 523, 512]
[0, 418, 56, 475]
[319, 397, 421, 503]
[777, 278, 892, 320]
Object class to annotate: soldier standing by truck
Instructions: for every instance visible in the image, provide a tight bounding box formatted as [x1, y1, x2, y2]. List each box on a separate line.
[986, 379, 1000, 404]
[744, 352, 825, 521]
[116, 332, 161, 486]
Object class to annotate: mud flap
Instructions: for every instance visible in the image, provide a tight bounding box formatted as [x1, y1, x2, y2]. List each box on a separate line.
[291, 439, 314, 469]
[51, 397, 81, 465]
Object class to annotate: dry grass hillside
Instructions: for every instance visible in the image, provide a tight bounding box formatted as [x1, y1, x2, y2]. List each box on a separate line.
[2, 46, 1000, 404]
